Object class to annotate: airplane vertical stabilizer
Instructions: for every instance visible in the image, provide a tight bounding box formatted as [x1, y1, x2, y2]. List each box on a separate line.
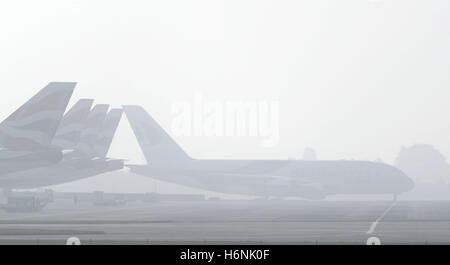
[0, 82, 75, 151]
[76, 104, 109, 158]
[94, 108, 123, 158]
[123, 105, 192, 167]
[52, 98, 94, 150]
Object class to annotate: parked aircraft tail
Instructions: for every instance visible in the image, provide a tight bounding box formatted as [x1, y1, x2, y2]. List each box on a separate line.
[0, 82, 75, 151]
[123, 105, 192, 166]
[94, 108, 123, 158]
[52, 98, 94, 150]
[76, 104, 109, 158]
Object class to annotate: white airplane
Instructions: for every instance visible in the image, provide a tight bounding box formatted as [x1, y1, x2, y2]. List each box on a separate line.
[123, 105, 414, 200]
[0, 102, 124, 189]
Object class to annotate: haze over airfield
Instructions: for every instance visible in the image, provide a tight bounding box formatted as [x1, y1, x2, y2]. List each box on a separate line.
[0, 0, 449, 178]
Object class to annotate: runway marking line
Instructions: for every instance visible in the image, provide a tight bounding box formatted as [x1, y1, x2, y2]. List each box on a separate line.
[366, 201, 397, 235]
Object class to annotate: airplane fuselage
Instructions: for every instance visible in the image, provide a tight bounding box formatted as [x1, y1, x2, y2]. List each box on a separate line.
[128, 159, 414, 199]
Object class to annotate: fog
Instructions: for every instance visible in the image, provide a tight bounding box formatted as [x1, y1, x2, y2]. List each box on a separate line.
[1, 0, 450, 194]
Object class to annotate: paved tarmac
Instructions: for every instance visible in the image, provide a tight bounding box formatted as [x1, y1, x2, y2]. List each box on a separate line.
[0, 200, 449, 244]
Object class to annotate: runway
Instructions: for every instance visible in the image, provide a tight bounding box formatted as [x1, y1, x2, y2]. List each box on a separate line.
[0, 199, 449, 244]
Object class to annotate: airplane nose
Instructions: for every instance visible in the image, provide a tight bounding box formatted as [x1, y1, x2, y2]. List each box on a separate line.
[404, 174, 415, 191]
[398, 169, 415, 192]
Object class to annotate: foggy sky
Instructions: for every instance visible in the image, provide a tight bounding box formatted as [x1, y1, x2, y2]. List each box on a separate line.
[1, 0, 449, 172]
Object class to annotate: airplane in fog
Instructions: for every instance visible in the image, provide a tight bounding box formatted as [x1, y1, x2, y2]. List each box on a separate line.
[0, 82, 75, 177]
[0, 101, 124, 189]
[123, 105, 414, 200]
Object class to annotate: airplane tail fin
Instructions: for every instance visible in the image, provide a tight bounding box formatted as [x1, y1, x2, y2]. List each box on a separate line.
[0, 82, 75, 151]
[52, 98, 94, 150]
[123, 105, 192, 167]
[76, 104, 109, 158]
[94, 108, 123, 158]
